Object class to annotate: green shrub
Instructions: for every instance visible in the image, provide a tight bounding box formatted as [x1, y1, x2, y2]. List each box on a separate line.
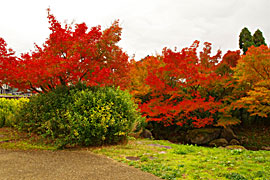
[0, 98, 29, 127]
[16, 85, 145, 147]
[16, 85, 72, 136]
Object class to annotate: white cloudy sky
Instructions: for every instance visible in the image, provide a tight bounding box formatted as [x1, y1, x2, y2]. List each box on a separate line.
[0, 0, 269, 60]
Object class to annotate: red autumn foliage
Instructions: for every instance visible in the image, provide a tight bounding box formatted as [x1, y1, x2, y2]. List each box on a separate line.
[221, 50, 240, 68]
[212, 50, 243, 127]
[0, 10, 249, 129]
[216, 50, 241, 77]
[0, 9, 129, 93]
[139, 41, 228, 128]
[0, 38, 17, 88]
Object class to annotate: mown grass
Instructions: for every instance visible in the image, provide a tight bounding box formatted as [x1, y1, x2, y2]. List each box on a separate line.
[92, 139, 270, 180]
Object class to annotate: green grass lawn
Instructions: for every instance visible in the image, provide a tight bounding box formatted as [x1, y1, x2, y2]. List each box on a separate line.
[1, 128, 270, 179]
[92, 139, 270, 180]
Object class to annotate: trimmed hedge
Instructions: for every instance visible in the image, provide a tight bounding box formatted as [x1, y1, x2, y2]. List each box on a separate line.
[16, 85, 144, 147]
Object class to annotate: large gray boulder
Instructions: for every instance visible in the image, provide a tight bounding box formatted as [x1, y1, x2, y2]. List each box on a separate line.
[220, 126, 237, 141]
[238, 135, 249, 145]
[186, 128, 221, 145]
[225, 145, 246, 150]
[261, 146, 270, 151]
[229, 139, 240, 145]
[209, 138, 228, 147]
[140, 129, 153, 139]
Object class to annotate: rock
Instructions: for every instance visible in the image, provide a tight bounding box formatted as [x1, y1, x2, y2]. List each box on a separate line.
[229, 139, 240, 145]
[148, 156, 157, 160]
[125, 156, 140, 161]
[140, 129, 152, 139]
[225, 145, 246, 150]
[238, 136, 249, 145]
[209, 138, 228, 147]
[261, 146, 270, 151]
[158, 151, 167, 154]
[186, 128, 221, 145]
[147, 144, 172, 149]
[220, 126, 237, 142]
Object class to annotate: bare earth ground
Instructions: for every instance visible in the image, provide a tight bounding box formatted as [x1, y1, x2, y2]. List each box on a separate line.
[0, 149, 160, 180]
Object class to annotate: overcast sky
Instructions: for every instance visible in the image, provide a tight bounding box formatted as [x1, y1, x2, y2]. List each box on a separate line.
[0, 0, 269, 60]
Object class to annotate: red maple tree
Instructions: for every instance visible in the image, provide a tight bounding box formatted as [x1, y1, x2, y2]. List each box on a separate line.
[0, 9, 129, 93]
[139, 41, 226, 128]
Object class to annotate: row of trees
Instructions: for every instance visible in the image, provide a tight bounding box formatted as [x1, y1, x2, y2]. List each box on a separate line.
[0, 10, 269, 129]
[129, 42, 270, 128]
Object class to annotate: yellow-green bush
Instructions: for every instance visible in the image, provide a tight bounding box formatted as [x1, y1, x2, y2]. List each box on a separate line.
[0, 98, 29, 127]
[16, 84, 145, 147]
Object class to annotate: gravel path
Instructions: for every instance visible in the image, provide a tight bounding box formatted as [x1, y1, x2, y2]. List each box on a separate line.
[0, 149, 160, 180]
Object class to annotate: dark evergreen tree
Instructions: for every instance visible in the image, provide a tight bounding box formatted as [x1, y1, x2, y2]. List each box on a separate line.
[239, 27, 253, 54]
[253, 29, 266, 47]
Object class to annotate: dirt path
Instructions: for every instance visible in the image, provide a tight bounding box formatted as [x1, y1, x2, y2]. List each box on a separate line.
[0, 149, 160, 180]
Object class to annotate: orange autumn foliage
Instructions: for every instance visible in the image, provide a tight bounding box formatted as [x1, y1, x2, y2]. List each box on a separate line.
[128, 55, 164, 102]
[233, 45, 270, 117]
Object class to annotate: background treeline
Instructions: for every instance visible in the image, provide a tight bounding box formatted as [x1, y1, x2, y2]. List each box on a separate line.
[0, 9, 269, 146]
